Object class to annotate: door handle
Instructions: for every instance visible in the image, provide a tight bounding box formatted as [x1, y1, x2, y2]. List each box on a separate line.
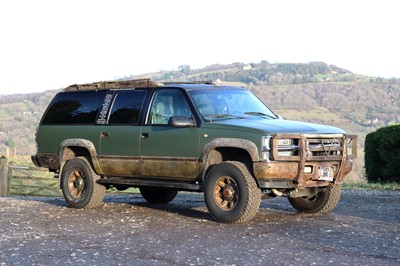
[141, 133, 149, 139]
[101, 132, 109, 138]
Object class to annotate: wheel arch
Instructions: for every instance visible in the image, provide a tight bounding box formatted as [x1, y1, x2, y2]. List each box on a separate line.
[59, 139, 104, 176]
[200, 138, 259, 182]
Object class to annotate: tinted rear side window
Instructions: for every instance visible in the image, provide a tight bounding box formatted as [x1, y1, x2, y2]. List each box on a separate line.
[42, 91, 106, 125]
[108, 90, 146, 125]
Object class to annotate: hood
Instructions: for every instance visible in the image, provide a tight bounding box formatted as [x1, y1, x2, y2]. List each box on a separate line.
[212, 118, 345, 135]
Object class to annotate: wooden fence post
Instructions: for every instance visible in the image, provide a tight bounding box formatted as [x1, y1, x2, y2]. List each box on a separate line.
[0, 156, 10, 196]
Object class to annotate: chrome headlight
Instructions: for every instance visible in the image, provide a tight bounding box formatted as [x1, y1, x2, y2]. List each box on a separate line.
[277, 138, 297, 156]
[277, 138, 292, 146]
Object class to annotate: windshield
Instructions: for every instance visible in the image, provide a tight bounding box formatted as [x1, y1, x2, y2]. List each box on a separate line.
[188, 89, 277, 120]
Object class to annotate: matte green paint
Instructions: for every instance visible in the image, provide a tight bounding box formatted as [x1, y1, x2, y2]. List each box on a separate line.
[37, 116, 344, 161]
[212, 118, 345, 135]
[37, 125, 101, 153]
[98, 125, 141, 156]
[140, 125, 201, 157]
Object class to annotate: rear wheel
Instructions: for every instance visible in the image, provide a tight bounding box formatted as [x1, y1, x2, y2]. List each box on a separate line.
[204, 161, 261, 223]
[140, 187, 178, 204]
[61, 157, 106, 209]
[288, 184, 341, 214]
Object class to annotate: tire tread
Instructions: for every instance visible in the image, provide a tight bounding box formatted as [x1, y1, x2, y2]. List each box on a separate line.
[205, 161, 261, 223]
[289, 184, 341, 214]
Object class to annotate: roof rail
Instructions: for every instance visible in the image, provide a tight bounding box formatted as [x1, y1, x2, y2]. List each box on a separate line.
[161, 80, 215, 85]
[64, 78, 161, 92]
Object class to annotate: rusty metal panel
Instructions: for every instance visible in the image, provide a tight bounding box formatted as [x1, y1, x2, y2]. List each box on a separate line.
[253, 161, 298, 179]
[140, 157, 200, 180]
[271, 134, 350, 162]
[98, 156, 141, 177]
[256, 133, 358, 188]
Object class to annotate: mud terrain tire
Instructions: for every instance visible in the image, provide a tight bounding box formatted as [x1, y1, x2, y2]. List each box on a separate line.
[288, 184, 341, 214]
[204, 161, 261, 223]
[61, 157, 106, 209]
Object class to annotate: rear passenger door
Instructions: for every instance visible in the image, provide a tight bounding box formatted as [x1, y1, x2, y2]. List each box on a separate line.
[98, 90, 147, 177]
[140, 89, 201, 180]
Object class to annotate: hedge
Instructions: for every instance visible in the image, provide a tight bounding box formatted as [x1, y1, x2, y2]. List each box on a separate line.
[365, 124, 400, 183]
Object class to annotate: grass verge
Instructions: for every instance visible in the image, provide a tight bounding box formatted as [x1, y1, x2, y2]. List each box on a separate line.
[343, 182, 400, 191]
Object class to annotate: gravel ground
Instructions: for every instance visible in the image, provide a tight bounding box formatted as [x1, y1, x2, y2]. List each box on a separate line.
[0, 189, 399, 266]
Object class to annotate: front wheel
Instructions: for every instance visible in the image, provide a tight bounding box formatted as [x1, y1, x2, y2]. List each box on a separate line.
[204, 161, 261, 223]
[288, 184, 341, 214]
[61, 157, 106, 209]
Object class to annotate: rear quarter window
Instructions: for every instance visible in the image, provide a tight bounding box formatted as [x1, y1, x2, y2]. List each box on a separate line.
[42, 91, 106, 125]
[108, 90, 146, 125]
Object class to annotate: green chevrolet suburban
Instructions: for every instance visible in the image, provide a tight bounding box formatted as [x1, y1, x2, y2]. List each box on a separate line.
[32, 79, 357, 223]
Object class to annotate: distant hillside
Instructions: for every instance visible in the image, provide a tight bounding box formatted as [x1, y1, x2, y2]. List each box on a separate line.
[1, 61, 399, 181]
[134, 61, 400, 136]
[0, 90, 57, 157]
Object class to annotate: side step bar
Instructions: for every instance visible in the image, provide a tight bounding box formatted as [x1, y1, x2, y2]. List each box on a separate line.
[98, 178, 202, 192]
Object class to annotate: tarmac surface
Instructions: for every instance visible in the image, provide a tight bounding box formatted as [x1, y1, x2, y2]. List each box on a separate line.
[1, 189, 399, 265]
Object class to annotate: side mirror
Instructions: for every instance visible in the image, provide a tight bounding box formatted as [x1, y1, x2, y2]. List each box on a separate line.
[168, 116, 195, 127]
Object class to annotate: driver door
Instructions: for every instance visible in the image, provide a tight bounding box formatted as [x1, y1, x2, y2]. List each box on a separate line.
[139, 89, 201, 180]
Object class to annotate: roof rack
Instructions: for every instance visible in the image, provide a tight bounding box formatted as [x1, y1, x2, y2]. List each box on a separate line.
[64, 78, 161, 92]
[161, 80, 215, 85]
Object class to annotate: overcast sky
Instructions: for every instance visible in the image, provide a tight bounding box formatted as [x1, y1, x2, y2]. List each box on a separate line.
[0, 0, 399, 95]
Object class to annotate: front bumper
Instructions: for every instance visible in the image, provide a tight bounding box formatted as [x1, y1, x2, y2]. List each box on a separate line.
[254, 134, 357, 188]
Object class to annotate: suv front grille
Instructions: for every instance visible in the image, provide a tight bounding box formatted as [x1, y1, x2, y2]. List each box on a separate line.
[308, 138, 342, 158]
[271, 134, 352, 162]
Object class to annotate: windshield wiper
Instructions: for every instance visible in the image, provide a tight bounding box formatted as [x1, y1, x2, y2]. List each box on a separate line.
[206, 114, 244, 119]
[244, 112, 277, 119]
